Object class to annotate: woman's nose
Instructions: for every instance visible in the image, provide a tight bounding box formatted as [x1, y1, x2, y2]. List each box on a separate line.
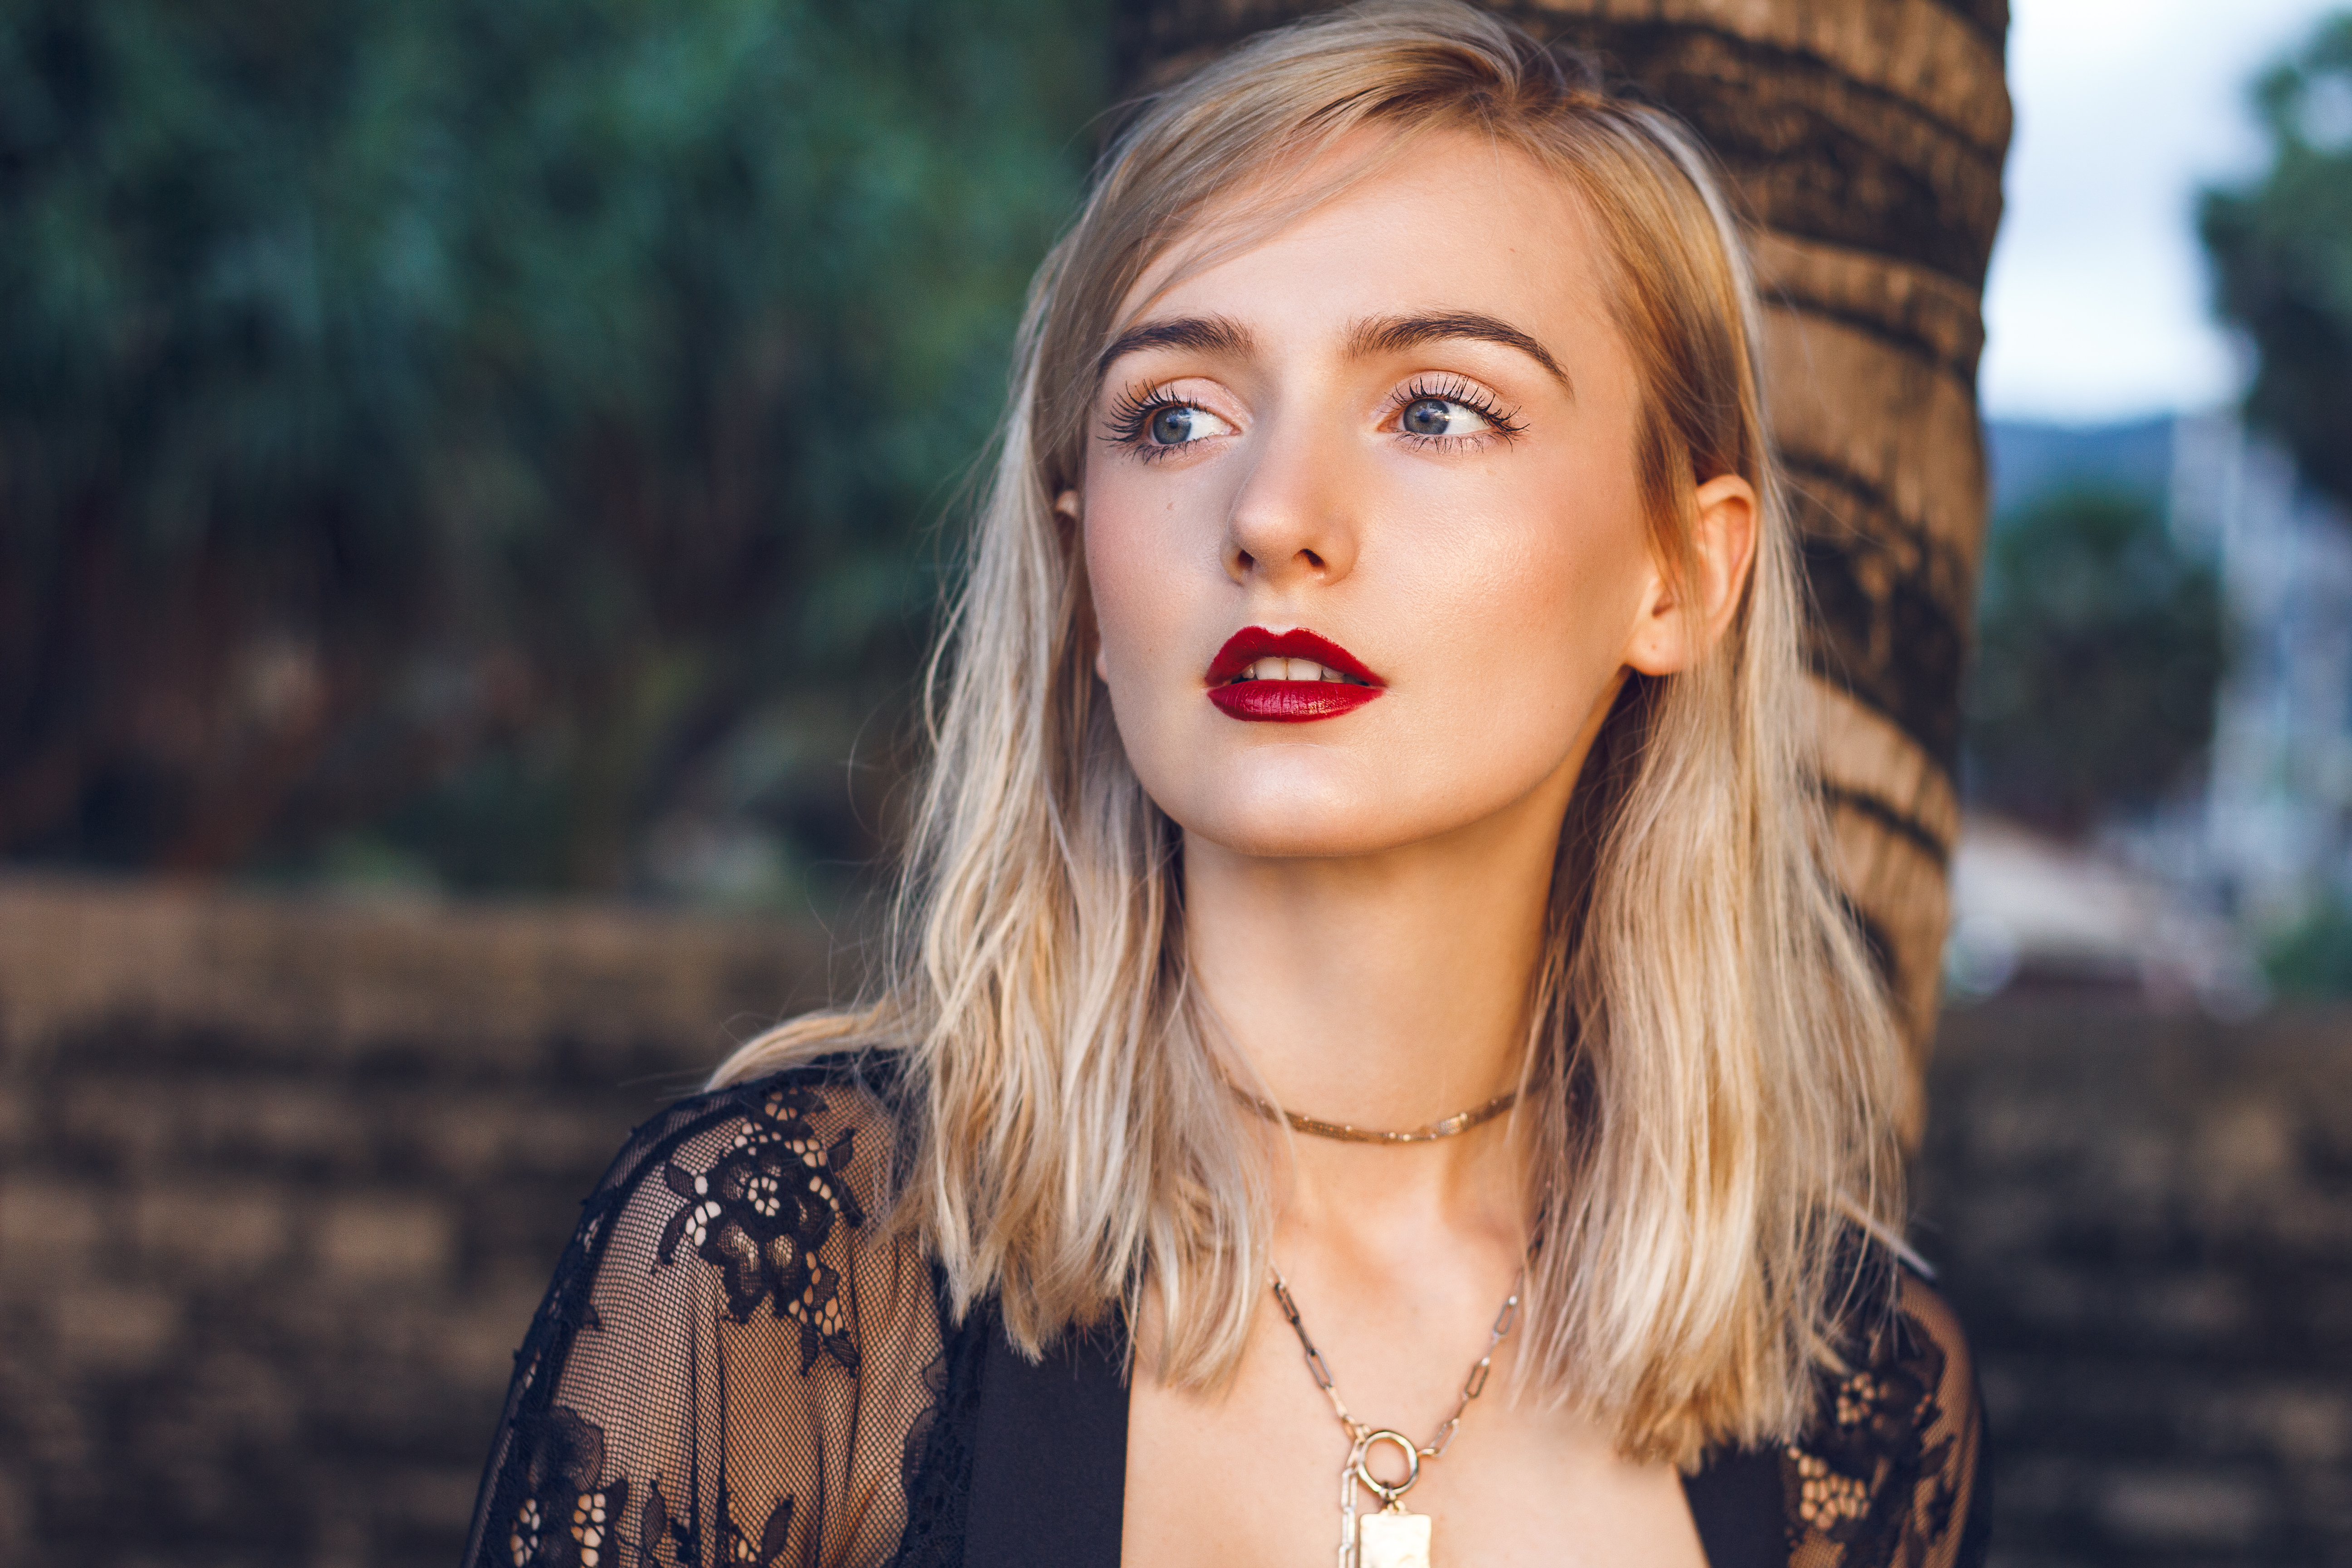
[1221, 414, 1361, 588]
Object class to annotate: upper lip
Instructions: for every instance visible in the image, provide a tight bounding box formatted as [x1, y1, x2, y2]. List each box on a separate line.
[1205, 627, 1383, 686]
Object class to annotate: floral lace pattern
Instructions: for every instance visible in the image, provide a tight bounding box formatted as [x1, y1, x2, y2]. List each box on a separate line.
[654, 1084, 866, 1372]
[466, 1068, 928, 1568]
[1782, 1275, 1985, 1568]
[503, 1407, 627, 1568]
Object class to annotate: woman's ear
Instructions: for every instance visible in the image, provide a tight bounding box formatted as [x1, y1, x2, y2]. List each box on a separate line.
[1622, 474, 1759, 676]
[1055, 490, 1108, 681]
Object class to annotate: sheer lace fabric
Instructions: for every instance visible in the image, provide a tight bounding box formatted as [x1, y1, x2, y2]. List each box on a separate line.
[1784, 1270, 1989, 1568]
[463, 1061, 1987, 1568]
[466, 1070, 943, 1568]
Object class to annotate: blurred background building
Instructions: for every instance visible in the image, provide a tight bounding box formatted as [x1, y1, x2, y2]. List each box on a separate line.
[1950, 0, 2352, 1008]
[4, 1, 2352, 1565]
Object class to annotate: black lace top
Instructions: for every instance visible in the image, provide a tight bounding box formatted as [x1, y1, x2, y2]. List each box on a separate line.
[462, 1061, 1991, 1568]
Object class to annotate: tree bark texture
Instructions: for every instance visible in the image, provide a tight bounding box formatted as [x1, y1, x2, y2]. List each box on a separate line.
[1117, 0, 2011, 1102]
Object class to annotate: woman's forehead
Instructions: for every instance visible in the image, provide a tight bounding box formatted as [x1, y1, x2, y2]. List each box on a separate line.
[1107, 128, 1609, 360]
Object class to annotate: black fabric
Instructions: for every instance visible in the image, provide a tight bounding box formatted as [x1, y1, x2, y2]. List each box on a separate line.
[461, 1065, 948, 1568]
[463, 1060, 1991, 1568]
[892, 1273, 989, 1568]
[963, 1311, 1130, 1568]
[1952, 1367, 1997, 1568]
[1682, 1447, 1787, 1568]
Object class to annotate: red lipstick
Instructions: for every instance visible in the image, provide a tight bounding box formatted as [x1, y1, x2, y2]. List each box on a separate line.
[1205, 627, 1385, 722]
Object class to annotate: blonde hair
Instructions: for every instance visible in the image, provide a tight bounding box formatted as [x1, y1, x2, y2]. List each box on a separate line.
[715, 0, 1907, 1465]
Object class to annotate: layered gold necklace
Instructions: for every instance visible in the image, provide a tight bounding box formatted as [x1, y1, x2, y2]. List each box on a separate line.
[1270, 1265, 1524, 1568]
[1242, 1077, 1527, 1564]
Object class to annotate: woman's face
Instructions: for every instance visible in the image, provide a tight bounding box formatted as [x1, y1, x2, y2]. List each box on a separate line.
[1081, 131, 1734, 860]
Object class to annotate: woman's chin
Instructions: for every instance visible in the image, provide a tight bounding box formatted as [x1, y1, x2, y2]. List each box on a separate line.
[1154, 786, 1465, 863]
[1142, 744, 1577, 865]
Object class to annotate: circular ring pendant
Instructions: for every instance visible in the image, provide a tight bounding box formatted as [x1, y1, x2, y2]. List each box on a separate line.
[1353, 1428, 1423, 1505]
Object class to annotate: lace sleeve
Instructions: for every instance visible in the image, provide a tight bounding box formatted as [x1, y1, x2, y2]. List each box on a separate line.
[462, 1064, 946, 1568]
[1786, 1268, 1992, 1568]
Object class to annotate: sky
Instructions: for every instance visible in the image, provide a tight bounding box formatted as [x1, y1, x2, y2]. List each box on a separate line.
[1979, 0, 2348, 423]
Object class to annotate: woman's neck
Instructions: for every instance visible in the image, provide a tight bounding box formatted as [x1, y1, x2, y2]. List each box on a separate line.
[1181, 737, 1581, 1217]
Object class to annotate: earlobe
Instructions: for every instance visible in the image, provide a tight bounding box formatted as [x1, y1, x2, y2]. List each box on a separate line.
[1054, 489, 1083, 526]
[1621, 560, 1690, 677]
[1621, 474, 1759, 677]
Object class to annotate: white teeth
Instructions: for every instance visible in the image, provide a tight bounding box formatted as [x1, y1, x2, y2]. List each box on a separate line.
[1237, 656, 1348, 682]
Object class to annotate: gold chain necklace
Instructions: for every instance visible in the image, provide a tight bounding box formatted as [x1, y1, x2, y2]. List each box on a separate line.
[1270, 1265, 1524, 1568]
[1228, 1081, 1520, 1144]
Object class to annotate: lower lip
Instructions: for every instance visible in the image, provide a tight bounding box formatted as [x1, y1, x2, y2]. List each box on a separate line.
[1207, 681, 1384, 723]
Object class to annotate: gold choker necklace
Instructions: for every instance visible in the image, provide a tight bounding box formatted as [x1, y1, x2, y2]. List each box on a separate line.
[1227, 1079, 1520, 1144]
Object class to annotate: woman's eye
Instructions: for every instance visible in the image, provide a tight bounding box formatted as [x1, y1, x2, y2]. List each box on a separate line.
[1400, 396, 1493, 438]
[1145, 404, 1233, 446]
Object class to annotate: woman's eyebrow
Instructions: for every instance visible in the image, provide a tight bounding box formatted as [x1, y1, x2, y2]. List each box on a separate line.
[1348, 311, 1572, 393]
[1096, 314, 1255, 378]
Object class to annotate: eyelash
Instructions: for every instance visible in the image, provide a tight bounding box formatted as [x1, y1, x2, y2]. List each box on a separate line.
[1101, 383, 1191, 463]
[1387, 374, 1527, 449]
[1099, 372, 1528, 462]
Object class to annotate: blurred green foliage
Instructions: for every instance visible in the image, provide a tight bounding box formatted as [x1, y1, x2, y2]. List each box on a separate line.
[2265, 895, 2352, 997]
[1962, 487, 2223, 835]
[2202, 11, 2352, 511]
[0, 0, 1107, 904]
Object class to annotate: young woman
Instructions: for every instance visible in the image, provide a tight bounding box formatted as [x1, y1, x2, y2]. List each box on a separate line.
[463, 5, 1989, 1566]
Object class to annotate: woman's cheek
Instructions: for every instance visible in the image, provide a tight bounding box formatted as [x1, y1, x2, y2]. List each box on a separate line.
[1083, 490, 1187, 702]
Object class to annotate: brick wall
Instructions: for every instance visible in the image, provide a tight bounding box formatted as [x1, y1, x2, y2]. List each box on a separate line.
[1921, 1002, 2352, 1567]
[1, 874, 2347, 1565]
[0, 876, 839, 1566]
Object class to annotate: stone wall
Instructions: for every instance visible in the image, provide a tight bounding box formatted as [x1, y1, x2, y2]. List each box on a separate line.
[1921, 1001, 2352, 1567]
[0, 876, 838, 1566]
[1, 873, 2347, 1565]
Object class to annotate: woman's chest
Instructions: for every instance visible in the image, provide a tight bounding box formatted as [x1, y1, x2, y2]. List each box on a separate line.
[1119, 1359, 1710, 1568]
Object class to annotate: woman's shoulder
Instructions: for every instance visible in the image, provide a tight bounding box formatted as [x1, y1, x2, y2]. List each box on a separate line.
[593, 1050, 904, 1181]
[1780, 1254, 1993, 1568]
[576, 1052, 913, 1331]
[463, 1050, 942, 1568]
[574, 1053, 902, 1229]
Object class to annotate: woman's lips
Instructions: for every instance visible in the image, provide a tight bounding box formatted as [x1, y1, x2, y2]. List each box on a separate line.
[1205, 627, 1385, 723]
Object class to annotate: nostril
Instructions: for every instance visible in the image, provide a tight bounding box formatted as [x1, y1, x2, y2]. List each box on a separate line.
[1302, 549, 1325, 569]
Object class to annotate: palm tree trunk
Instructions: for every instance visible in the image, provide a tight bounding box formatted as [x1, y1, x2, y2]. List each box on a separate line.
[1117, 0, 2013, 1117]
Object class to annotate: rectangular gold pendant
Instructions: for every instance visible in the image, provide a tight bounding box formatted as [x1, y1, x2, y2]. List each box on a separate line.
[1357, 1510, 1432, 1568]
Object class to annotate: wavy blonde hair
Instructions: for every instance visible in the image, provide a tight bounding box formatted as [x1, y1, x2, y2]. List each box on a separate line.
[714, 0, 1908, 1465]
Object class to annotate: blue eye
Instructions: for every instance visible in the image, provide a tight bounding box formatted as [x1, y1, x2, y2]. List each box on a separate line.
[1401, 397, 1493, 438]
[1146, 404, 1233, 446]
